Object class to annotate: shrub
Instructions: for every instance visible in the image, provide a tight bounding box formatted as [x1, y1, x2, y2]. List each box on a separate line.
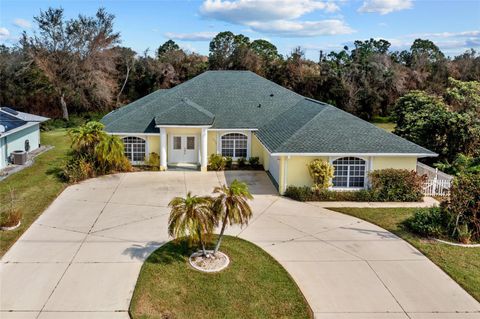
[0, 189, 22, 228]
[62, 156, 95, 182]
[404, 207, 447, 238]
[208, 154, 226, 171]
[146, 152, 160, 170]
[307, 159, 334, 190]
[443, 173, 480, 241]
[369, 169, 425, 202]
[95, 135, 131, 173]
[284, 186, 314, 202]
[248, 157, 260, 168]
[237, 157, 247, 167]
[225, 156, 233, 169]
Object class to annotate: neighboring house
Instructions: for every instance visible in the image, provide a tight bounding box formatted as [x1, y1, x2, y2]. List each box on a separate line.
[102, 71, 436, 193]
[0, 107, 49, 169]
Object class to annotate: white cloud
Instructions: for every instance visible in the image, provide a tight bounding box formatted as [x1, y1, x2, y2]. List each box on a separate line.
[358, 0, 412, 15]
[200, 0, 339, 23]
[408, 30, 480, 39]
[13, 18, 31, 29]
[0, 27, 10, 40]
[248, 19, 355, 37]
[199, 0, 352, 37]
[164, 31, 219, 41]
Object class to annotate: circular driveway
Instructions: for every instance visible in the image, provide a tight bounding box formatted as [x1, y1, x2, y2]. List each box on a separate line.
[1, 171, 479, 319]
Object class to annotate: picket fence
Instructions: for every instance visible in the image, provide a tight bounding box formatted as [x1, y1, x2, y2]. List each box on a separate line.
[416, 162, 453, 197]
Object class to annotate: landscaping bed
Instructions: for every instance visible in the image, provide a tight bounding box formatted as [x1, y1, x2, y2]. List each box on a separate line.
[330, 207, 480, 302]
[130, 236, 312, 319]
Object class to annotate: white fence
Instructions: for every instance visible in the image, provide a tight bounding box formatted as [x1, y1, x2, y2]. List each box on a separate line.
[417, 162, 454, 197]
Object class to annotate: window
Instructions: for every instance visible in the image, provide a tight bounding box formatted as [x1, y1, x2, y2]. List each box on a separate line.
[221, 133, 247, 158]
[332, 157, 366, 188]
[173, 136, 182, 150]
[186, 136, 195, 150]
[122, 136, 146, 163]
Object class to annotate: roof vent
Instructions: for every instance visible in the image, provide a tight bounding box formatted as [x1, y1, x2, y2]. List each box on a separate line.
[257, 104, 261, 108]
[270, 93, 274, 97]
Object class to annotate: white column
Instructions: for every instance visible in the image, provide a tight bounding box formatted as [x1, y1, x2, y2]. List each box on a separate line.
[201, 128, 208, 172]
[160, 128, 167, 170]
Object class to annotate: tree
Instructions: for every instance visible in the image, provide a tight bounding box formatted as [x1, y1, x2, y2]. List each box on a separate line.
[208, 31, 250, 69]
[24, 7, 120, 119]
[250, 39, 279, 61]
[411, 39, 445, 64]
[168, 192, 215, 256]
[69, 121, 107, 155]
[212, 180, 253, 254]
[445, 77, 480, 114]
[114, 47, 136, 106]
[157, 39, 180, 58]
[95, 134, 129, 173]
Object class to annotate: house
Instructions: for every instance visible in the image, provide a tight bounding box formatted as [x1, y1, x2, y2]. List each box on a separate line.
[101, 71, 436, 193]
[0, 107, 49, 169]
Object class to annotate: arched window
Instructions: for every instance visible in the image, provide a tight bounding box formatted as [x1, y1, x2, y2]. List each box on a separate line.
[332, 157, 366, 188]
[122, 136, 146, 163]
[221, 133, 247, 158]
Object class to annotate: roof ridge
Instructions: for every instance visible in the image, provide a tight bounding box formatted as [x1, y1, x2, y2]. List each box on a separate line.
[182, 98, 214, 118]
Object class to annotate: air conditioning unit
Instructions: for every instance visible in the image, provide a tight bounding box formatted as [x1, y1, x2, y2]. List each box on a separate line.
[12, 150, 27, 165]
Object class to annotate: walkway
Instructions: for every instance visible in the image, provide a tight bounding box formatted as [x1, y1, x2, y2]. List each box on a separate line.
[1, 171, 478, 319]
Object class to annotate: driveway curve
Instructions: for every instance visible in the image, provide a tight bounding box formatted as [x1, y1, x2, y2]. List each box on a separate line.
[1, 171, 479, 319]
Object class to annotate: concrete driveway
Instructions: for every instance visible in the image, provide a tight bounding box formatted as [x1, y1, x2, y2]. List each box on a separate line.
[1, 171, 479, 319]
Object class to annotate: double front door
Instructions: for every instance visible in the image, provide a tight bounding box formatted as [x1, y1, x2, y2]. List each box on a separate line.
[169, 135, 197, 163]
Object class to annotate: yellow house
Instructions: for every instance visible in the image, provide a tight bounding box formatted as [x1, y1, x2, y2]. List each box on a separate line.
[101, 71, 436, 194]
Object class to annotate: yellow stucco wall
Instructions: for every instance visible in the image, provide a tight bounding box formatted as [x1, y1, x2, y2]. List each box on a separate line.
[251, 134, 265, 166]
[208, 131, 217, 156]
[372, 157, 417, 171]
[146, 136, 160, 159]
[286, 156, 329, 187]
[285, 156, 418, 188]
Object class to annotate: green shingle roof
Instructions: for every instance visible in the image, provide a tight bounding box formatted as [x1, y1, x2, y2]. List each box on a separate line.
[101, 71, 436, 156]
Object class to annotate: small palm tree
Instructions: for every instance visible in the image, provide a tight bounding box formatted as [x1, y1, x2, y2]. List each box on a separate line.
[212, 179, 253, 254]
[168, 192, 215, 256]
[95, 134, 129, 172]
[69, 121, 107, 155]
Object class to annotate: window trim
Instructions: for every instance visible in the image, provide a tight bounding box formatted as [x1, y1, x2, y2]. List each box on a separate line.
[121, 136, 147, 165]
[329, 156, 370, 190]
[218, 131, 251, 160]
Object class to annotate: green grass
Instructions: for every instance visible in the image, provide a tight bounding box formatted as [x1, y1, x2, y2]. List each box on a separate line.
[329, 207, 480, 302]
[0, 129, 70, 256]
[373, 122, 396, 132]
[130, 236, 312, 319]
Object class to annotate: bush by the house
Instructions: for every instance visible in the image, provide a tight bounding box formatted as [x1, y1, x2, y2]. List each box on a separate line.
[369, 169, 425, 202]
[284, 186, 373, 202]
[146, 152, 160, 170]
[405, 173, 480, 243]
[61, 121, 131, 182]
[225, 156, 233, 169]
[248, 156, 260, 168]
[307, 159, 334, 190]
[208, 154, 226, 171]
[404, 207, 447, 238]
[237, 157, 247, 167]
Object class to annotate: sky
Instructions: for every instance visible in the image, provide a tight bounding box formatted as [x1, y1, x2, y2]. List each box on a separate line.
[1, 0, 479, 60]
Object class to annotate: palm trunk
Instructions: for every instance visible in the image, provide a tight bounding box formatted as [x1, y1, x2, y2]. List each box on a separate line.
[214, 213, 229, 254]
[198, 228, 207, 256]
[116, 64, 131, 107]
[60, 93, 69, 121]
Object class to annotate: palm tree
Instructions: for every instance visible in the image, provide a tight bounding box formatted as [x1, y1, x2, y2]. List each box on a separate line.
[69, 121, 107, 155]
[168, 192, 215, 256]
[95, 134, 129, 172]
[212, 179, 253, 254]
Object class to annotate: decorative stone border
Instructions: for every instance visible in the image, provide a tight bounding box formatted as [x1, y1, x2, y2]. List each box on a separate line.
[189, 251, 230, 273]
[1, 221, 21, 231]
[435, 238, 480, 248]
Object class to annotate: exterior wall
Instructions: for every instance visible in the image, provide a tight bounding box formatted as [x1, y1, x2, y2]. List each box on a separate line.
[251, 134, 265, 166]
[0, 136, 6, 169]
[146, 135, 160, 159]
[207, 131, 217, 156]
[0, 124, 40, 169]
[284, 155, 419, 189]
[372, 156, 417, 171]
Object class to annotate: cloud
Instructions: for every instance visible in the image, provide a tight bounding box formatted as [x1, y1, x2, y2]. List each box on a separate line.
[248, 19, 355, 37]
[0, 27, 10, 40]
[408, 30, 480, 39]
[358, 0, 412, 15]
[200, 0, 339, 23]
[13, 18, 31, 29]
[164, 31, 219, 41]
[199, 0, 352, 37]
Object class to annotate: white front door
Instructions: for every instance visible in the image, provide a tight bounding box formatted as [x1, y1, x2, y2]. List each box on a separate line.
[169, 135, 198, 163]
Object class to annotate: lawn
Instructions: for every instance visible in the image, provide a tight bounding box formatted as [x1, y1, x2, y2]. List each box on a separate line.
[330, 207, 480, 302]
[130, 236, 312, 319]
[0, 129, 70, 256]
[373, 122, 396, 132]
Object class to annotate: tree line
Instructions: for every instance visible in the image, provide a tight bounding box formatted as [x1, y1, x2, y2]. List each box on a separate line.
[0, 7, 478, 121]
